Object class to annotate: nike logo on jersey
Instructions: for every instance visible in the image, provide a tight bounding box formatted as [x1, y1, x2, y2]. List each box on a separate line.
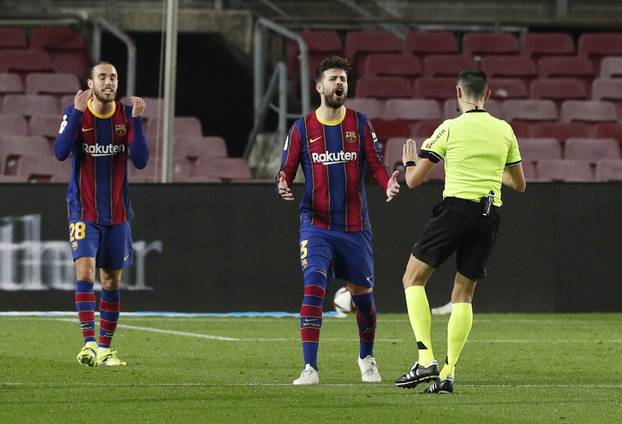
[81, 127, 94, 132]
[309, 136, 322, 144]
[311, 151, 357, 165]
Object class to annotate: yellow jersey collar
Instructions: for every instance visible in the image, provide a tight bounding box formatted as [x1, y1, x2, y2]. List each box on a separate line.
[315, 107, 346, 126]
[87, 98, 116, 119]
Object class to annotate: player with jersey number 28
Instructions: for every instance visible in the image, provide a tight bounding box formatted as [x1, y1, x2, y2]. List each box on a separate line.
[277, 55, 400, 385]
[54, 61, 149, 368]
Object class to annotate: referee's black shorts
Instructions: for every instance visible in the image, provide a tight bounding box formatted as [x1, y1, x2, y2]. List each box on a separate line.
[412, 197, 500, 280]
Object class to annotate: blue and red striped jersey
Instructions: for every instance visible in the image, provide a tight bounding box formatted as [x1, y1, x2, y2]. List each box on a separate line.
[54, 99, 149, 225]
[279, 108, 390, 232]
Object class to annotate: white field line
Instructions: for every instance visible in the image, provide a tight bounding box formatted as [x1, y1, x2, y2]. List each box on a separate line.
[51, 318, 622, 344]
[1, 382, 622, 389]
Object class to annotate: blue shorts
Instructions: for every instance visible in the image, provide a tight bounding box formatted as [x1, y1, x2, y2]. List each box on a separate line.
[299, 225, 375, 288]
[68, 219, 133, 269]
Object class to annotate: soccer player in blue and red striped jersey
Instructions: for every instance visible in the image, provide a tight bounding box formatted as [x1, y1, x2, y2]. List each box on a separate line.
[278, 55, 400, 385]
[54, 62, 149, 367]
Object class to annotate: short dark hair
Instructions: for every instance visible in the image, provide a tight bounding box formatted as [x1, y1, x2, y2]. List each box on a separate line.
[457, 68, 488, 99]
[316, 55, 351, 82]
[88, 61, 115, 80]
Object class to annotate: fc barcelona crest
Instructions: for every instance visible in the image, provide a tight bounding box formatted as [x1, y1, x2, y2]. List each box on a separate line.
[345, 131, 357, 143]
[114, 124, 127, 136]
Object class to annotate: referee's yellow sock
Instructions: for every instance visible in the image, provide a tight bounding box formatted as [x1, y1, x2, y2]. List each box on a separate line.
[405, 286, 435, 365]
[439, 302, 473, 380]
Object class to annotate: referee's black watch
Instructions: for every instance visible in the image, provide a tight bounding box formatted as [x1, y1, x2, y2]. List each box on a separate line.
[405, 161, 417, 167]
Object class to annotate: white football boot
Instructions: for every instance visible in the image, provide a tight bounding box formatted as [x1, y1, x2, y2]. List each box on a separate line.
[358, 355, 382, 383]
[293, 364, 319, 385]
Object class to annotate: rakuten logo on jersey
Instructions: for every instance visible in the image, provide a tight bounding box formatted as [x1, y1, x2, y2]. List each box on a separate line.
[311, 151, 357, 165]
[82, 143, 126, 157]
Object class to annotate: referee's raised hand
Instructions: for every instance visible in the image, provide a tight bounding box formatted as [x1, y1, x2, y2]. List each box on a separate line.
[278, 171, 294, 201]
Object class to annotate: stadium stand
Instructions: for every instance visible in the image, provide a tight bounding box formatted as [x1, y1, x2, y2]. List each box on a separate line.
[30, 113, 62, 140]
[462, 32, 519, 58]
[383, 137, 406, 171]
[4, 94, 58, 117]
[518, 138, 563, 163]
[530, 78, 589, 100]
[356, 76, 414, 98]
[521, 32, 575, 57]
[560, 100, 617, 122]
[423, 55, 477, 77]
[286, 31, 342, 79]
[502, 99, 558, 122]
[591, 78, 622, 120]
[578, 33, 622, 71]
[384, 98, 441, 122]
[344, 31, 402, 74]
[346, 98, 385, 119]
[363, 54, 422, 78]
[488, 78, 529, 99]
[25, 73, 81, 96]
[537, 56, 595, 78]
[594, 122, 622, 144]
[415, 77, 457, 100]
[600, 57, 622, 79]
[564, 138, 621, 162]
[595, 160, 622, 181]
[0, 113, 28, 135]
[0, 73, 24, 111]
[532, 122, 592, 142]
[537, 159, 594, 181]
[443, 98, 503, 119]
[403, 31, 458, 56]
[481, 56, 537, 79]
[0, 27, 26, 48]
[0, 49, 52, 74]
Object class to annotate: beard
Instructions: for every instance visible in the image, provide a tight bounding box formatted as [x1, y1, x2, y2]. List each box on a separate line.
[323, 91, 346, 109]
[93, 88, 116, 104]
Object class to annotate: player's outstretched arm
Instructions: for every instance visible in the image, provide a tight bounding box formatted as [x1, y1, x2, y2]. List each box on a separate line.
[128, 96, 149, 169]
[385, 170, 400, 202]
[402, 139, 436, 188]
[54, 89, 92, 161]
[278, 171, 294, 201]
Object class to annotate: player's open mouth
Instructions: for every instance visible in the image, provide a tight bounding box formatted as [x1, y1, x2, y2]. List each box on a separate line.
[335, 88, 344, 96]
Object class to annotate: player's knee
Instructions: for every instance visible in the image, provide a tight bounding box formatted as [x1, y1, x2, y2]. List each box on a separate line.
[76, 267, 95, 282]
[402, 268, 427, 288]
[346, 283, 372, 296]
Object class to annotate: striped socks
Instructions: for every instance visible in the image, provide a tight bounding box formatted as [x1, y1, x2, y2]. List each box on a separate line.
[98, 288, 121, 348]
[300, 283, 326, 371]
[351, 292, 377, 359]
[75, 281, 96, 343]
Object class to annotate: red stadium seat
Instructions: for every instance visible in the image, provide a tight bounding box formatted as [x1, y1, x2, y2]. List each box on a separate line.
[29, 27, 86, 50]
[195, 158, 252, 180]
[383, 138, 406, 172]
[502, 99, 558, 121]
[174, 117, 203, 137]
[356, 76, 414, 98]
[49, 50, 91, 80]
[0, 73, 24, 94]
[592, 79, 622, 120]
[422, 55, 477, 77]
[0, 28, 27, 48]
[344, 31, 402, 74]
[410, 121, 441, 138]
[403, 32, 458, 55]
[13, 154, 69, 182]
[578, 33, 622, 69]
[594, 123, 622, 144]
[521, 160, 537, 181]
[3, 94, 58, 117]
[0, 135, 53, 175]
[564, 138, 620, 162]
[287, 32, 342, 78]
[385, 99, 441, 121]
[507, 121, 531, 137]
[443, 98, 503, 119]
[0, 113, 28, 136]
[25, 73, 81, 95]
[371, 119, 411, 141]
[522, 33, 575, 57]
[595, 160, 622, 181]
[537, 56, 595, 78]
[536, 159, 593, 181]
[462, 32, 519, 58]
[30, 114, 62, 139]
[415, 78, 456, 100]
[488, 78, 529, 99]
[560, 100, 617, 122]
[0, 49, 52, 73]
[121, 96, 164, 121]
[530, 79, 588, 100]
[363, 54, 422, 77]
[532, 122, 592, 142]
[519, 138, 562, 163]
[175, 136, 228, 159]
[347, 98, 385, 119]
[481, 56, 537, 79]
[600, 57, 622, 79]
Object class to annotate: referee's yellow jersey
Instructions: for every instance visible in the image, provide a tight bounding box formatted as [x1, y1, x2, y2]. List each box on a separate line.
[420, 109, 522, 207]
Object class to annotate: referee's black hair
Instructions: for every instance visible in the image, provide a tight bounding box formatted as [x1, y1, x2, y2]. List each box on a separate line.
[457, 68, 488, 99]
[316, 55, 351, 82]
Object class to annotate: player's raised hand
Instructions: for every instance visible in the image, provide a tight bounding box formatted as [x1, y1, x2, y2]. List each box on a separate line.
[402, 138, 419, 166]
[385, 170, 400, 202]
[278, 171, 294, 201]
[130, 96, 146, 117]
[73, 89, 92, 112]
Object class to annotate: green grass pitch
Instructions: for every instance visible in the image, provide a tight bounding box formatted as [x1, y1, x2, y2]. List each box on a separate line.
[1, 313, 621, 423]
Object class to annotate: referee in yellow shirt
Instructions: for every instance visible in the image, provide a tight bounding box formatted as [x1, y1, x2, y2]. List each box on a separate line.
[394, 69, 526, 394]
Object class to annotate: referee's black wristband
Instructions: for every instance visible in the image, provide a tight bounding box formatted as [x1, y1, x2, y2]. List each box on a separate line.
[405, 161, 417, 167]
